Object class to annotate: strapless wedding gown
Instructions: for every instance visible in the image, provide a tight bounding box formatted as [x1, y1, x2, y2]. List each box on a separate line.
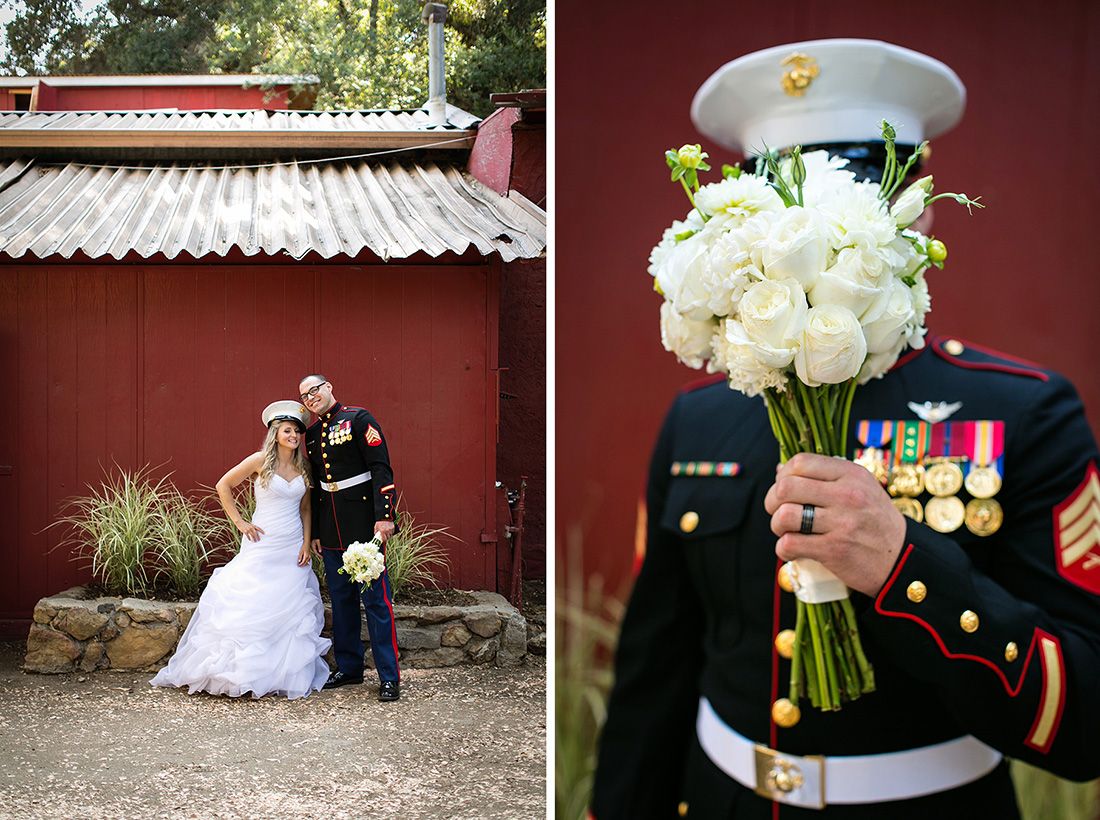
[150, 474, 331, 699]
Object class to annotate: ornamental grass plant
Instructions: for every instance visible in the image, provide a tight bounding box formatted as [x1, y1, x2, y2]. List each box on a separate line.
[555, 537, 623, 820]
[149, 487, 230, 599]
[51, 465, 170, 597]
[384, 498, 456, 600]
[54, 465, 237, 599]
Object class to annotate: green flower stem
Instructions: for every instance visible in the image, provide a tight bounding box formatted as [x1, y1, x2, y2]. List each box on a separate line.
[841, 597, 877, 693]
[794, 381, 827, 455]
[790, 598, 805, 703]
[817, 606, 841, 709]
[805, 602, 833, 710]
[839, 378, 857, 457]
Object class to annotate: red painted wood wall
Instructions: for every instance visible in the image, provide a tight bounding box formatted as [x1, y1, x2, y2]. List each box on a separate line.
[0, 262, 500, 632]
[0, 83, 296, 111]
[556, 1, 1100, 596]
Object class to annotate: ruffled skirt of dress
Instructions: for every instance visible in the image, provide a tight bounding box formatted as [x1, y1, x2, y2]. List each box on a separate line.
[150, 550, 332, 699]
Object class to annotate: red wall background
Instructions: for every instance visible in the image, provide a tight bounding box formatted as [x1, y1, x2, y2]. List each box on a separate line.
[0, 84, 295, 111]
[0, 262, 500, 629]
[556, 1, 1100, 595]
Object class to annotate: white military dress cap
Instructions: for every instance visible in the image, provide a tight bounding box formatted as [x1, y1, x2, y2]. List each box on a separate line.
[691, 38, 966, 153]
[261, 400, 310, 429]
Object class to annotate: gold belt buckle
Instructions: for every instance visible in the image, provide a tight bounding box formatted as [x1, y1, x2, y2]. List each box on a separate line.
[323, 480, 339, 492]
[753, 744, 825, 809]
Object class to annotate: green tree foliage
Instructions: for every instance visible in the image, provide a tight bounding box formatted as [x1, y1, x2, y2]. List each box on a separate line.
[0, 0, 544, 116]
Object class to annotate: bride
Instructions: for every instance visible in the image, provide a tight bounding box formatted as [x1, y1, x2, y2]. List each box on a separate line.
[151, 401, 331, 699]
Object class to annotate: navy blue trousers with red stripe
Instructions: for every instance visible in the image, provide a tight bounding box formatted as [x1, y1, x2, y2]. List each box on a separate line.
[322, 549, 400, 682]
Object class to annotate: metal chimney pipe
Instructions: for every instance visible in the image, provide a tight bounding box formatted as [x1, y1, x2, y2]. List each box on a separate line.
[422, 2, 448, 127]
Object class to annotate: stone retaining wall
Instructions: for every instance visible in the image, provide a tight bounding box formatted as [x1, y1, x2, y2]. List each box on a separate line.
[25, 587, 527, 673]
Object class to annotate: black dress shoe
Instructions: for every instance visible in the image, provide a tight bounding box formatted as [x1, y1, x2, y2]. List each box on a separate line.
[379, 680, 400, 701]
[323, 671, 363, 690]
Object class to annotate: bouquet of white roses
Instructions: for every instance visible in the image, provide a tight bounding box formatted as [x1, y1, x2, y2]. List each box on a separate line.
[339, 534, 387, 588]
[652, 122, 980, 712]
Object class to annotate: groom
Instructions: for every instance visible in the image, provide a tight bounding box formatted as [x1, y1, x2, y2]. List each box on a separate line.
[299, 374, 401, 701]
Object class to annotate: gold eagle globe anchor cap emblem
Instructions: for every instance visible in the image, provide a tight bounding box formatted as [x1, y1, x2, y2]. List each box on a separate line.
[780, 53, 820, 97]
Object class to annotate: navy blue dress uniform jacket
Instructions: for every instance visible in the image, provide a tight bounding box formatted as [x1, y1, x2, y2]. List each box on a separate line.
[305, 402, 396, 548]
[591, 337, 1100, 819]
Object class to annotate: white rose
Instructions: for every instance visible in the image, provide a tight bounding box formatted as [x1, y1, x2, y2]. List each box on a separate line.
[861, 277, 916, 354]
[807, 247, 888, 317]
[794, 304, 867, 386]
[889, 176, 933, 229]
[761, 206, 828, 288]
[652, 227, 716, 321]
[711, 318, 788, 397]
[659, 301, 716, 369]
[858, 337, 907, 384]
[739, 279, 807, 368]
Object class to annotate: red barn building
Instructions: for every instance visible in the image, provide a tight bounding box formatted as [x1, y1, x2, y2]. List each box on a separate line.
[0, 74, 319, 112]
[0, 81, 546, 636]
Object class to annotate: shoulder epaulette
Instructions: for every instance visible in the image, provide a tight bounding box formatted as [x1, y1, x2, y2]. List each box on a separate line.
[680, 373, 725, 394]
[931, 336, 1049, 382]
[343, 405, 367, 412]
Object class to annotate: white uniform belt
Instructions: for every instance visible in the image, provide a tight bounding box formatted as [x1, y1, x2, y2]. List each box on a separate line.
[319, 471, 371, 493]
[696, 697, 1002, 810]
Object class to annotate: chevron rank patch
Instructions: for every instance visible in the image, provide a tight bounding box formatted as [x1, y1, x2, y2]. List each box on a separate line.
[1054, 462, 1100, 594]
[365, 424, 383, 446]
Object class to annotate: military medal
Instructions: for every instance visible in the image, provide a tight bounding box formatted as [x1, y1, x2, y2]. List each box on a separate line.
[965, 465, 1002, 499]
[958, 420, 1005, 499]
[887, 420, 930, 497]
[854, 421, 893, 486]
[925, 495, 965, 533]
[892, 497, 924, 522]
[966, 497, 1004, 536]
[925, 460, 964, 497]
[854, 447, 889, 485]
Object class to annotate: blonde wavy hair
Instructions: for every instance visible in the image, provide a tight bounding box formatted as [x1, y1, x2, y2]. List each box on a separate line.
[258, 421, 313, 489]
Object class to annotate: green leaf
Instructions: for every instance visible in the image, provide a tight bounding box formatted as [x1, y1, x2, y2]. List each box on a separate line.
[722, 163, 741, 179]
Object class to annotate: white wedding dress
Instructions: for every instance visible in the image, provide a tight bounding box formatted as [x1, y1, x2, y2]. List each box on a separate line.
[151, 473, 331, 699]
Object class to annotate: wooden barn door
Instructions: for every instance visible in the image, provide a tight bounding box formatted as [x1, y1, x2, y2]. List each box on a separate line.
[0, 262, 500, 633]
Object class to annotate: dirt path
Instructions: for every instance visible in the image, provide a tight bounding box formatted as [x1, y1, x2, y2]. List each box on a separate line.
[0, 642, 546, 819]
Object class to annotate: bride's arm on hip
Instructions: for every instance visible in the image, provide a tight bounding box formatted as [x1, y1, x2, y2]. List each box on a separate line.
[216, 452, 265, 542]
[298, 491, 312, 567]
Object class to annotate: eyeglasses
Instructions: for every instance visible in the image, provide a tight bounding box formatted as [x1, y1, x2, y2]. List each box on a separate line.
[299, 382, 328, 403]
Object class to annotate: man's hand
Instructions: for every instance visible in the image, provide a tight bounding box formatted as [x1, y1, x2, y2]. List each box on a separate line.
[311, 539, 322, 557]
[764, 453, 907, 597]
[374, 520, 395, 543]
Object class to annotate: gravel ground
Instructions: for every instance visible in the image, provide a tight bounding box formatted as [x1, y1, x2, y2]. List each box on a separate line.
[0, 642, 546, 819]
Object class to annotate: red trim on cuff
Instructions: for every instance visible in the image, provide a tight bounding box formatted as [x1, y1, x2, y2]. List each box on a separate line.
[874, 543, 1038, 697]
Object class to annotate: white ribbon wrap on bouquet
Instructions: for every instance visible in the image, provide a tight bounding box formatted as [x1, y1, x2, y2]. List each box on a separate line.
[787, 559, 850, 604]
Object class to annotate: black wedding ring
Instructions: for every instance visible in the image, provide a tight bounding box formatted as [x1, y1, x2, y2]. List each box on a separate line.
[800, 504, 815, 535]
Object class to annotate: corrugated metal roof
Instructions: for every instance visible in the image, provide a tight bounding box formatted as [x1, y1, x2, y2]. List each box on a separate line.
[0, 104, 480, 132]
[0, 158, 545, 262]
